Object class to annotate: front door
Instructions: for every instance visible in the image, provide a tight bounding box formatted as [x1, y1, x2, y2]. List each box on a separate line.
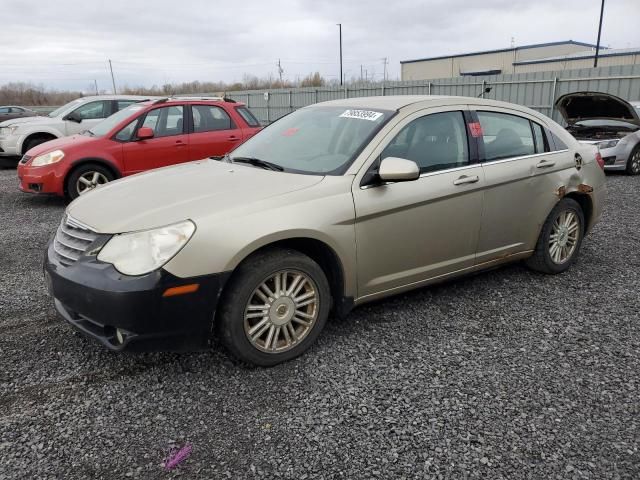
[352, 108, 484, 299]
[122, 105, 189, 174]
[64, 100, 111, 135]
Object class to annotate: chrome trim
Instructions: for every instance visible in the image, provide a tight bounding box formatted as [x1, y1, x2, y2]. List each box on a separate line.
[65, 214, 95, 232]
[360, 163, 480, 189]
[53, 241, 77, 262]
[481, 149, 569, 167]
[60, 223, 95, 242]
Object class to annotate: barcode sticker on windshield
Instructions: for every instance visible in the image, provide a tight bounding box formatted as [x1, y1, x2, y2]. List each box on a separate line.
[339, 110, 383, 121]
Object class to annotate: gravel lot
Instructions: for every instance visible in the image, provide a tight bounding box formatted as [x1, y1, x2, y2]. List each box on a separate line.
[0, 168, 638, 479]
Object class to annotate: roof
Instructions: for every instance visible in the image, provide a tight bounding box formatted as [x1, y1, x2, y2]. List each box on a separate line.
[311, 95, 545, 116]
[400, 40, 599, 64]
[513, 47, 640, 65]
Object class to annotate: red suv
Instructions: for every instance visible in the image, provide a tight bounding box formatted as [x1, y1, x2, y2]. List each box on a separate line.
[17, 97, 262, 199]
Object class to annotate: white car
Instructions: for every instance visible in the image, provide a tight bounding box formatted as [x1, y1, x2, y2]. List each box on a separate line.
[0, 95, 154, 158]
[556, 92, 640, 175]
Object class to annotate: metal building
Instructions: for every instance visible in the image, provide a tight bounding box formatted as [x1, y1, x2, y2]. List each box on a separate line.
[400, 40, 639, 80]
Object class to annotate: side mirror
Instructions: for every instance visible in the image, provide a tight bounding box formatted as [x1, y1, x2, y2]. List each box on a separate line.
[64, 112, 82, 123]
[136, 127, 154, 140]
[378, 157, 420, 182]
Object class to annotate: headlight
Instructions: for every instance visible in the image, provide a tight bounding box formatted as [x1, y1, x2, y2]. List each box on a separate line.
[31, 150, 65, 166]
[597, 139, 619, 150]
[0, 125, 19, 136]
[97, 220, 196, 276]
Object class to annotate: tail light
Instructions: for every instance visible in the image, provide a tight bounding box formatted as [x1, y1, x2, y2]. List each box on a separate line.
[595, 151, 605, 170]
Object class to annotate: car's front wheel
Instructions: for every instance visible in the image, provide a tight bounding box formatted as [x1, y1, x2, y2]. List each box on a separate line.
[626, 145, 640, 176]
[217, 248, 331, 366]
[66, 163, 114, 200]
[525, 198, 585, 274]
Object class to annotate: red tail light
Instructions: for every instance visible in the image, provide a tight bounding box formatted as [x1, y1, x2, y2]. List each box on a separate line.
[595, 152, 605, 170]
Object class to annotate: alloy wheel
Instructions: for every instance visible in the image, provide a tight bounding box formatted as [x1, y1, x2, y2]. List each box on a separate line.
[630, 150, 640, 174]
[77, 171, 109, 195]
[548, 210, 580, 264]
[243, 270, 319, 353]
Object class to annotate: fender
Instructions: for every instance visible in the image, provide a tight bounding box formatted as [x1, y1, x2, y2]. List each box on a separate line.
[68, 157, 123, 179]
[18, 127, 64, 153]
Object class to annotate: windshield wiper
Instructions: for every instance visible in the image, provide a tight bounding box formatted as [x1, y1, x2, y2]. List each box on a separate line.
[230, 156, 284, 171]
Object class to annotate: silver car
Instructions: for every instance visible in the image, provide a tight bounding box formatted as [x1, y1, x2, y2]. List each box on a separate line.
[556, 91, 640, 175]
[44, 96, 605, 366]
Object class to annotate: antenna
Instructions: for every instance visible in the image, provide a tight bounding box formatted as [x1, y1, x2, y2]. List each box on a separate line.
[381, 57, 389, 82]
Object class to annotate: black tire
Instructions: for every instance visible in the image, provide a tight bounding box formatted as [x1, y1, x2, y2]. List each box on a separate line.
[65, 163, 114, 200]
[217, 248, 331, 367]
[525, 198, 585, 274]
[23, 135, 54, 154]
[625, 144, 640, 176]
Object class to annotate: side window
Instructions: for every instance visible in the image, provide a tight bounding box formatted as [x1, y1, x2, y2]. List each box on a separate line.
[192, 105, 234, 133]
[73, 101, 110, 120]
[115, 118, 139, 142]
[549, 131, 569, 151]
[0, 107, 9, 113]
[141, 106, 184, 138]
[381, 111, 469, 173]
[477, 111, 535, 161]
[116, 100, 138, 111]
[235, 106, 261, 127]
[531, 122, 547, 153]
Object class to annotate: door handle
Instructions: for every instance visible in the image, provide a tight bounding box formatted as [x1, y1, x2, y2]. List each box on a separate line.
[227, 135, 241, 142]
[453, 175, 479, 186]
[536, 160, 555, 168]
[175, 140, 187, 147]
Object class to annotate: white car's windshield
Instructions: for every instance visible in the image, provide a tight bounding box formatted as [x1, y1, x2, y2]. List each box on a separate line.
[229, 106, 393, 175]
[48, 98, 84, 118]
[87, 104, 146, 137]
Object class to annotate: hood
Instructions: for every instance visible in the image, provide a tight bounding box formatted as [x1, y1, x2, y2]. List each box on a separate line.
[67, 160, 325, 233]
[26, 134, 97, 157]
[0, 115, 54, 128]
[555, 91, 640, 126]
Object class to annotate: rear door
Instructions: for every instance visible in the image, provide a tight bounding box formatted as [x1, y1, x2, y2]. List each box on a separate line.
[472, 107, 575, 263]
[352, 106, 485, 299]
[188, 104, 243, 159]
[122, 105, 189, 174]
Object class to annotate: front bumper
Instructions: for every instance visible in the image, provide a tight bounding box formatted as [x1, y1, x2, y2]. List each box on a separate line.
[0, 134, 23, 156]
[17, 162, 66, 196]
[45, 239, 230, 351]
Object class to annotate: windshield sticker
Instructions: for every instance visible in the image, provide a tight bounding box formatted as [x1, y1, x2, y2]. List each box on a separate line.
[339, 110, 383, 121]
[281, 127, 299, 136]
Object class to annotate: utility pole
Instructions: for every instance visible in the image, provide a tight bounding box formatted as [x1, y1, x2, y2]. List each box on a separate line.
[382, 57, 388, 82]
[108, 59, 117, 94]
[337, 23, 343, 86]
[94, 79, 98, 95]
[360, 65, 363, 82]
[594, 0, 605, 67]
[276, 59, 284, 87]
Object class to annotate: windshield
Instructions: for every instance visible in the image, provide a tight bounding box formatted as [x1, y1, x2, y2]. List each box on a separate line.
[48, 98, 84, 118]
[87, 104, 146, 137]
[229, 106, 393, 175]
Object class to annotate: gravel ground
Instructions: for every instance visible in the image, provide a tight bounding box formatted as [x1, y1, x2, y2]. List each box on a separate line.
[0, 168, 638, 479]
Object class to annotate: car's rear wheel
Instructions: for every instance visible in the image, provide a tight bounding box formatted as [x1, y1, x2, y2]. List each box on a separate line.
[66, 163, 114, 200]
[217, 248, 331, 366]
[625, 145, 640, 175]
[525, 198, 585, 274]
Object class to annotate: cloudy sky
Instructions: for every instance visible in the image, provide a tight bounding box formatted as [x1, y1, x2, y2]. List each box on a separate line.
[1, 0, 638, 92]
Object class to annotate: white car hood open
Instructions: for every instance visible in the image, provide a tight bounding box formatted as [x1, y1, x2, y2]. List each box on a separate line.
[67, 159, 324, 234]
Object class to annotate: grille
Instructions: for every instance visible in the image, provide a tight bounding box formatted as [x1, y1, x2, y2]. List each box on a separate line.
[53, 215, 99, 266]
[20, 155, 32, 164]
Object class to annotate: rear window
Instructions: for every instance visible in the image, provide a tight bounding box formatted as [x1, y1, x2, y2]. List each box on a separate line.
[235, 106, 261, 127]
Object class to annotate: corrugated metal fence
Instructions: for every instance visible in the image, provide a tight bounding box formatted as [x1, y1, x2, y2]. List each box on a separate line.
[220, 64, 640, 125]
